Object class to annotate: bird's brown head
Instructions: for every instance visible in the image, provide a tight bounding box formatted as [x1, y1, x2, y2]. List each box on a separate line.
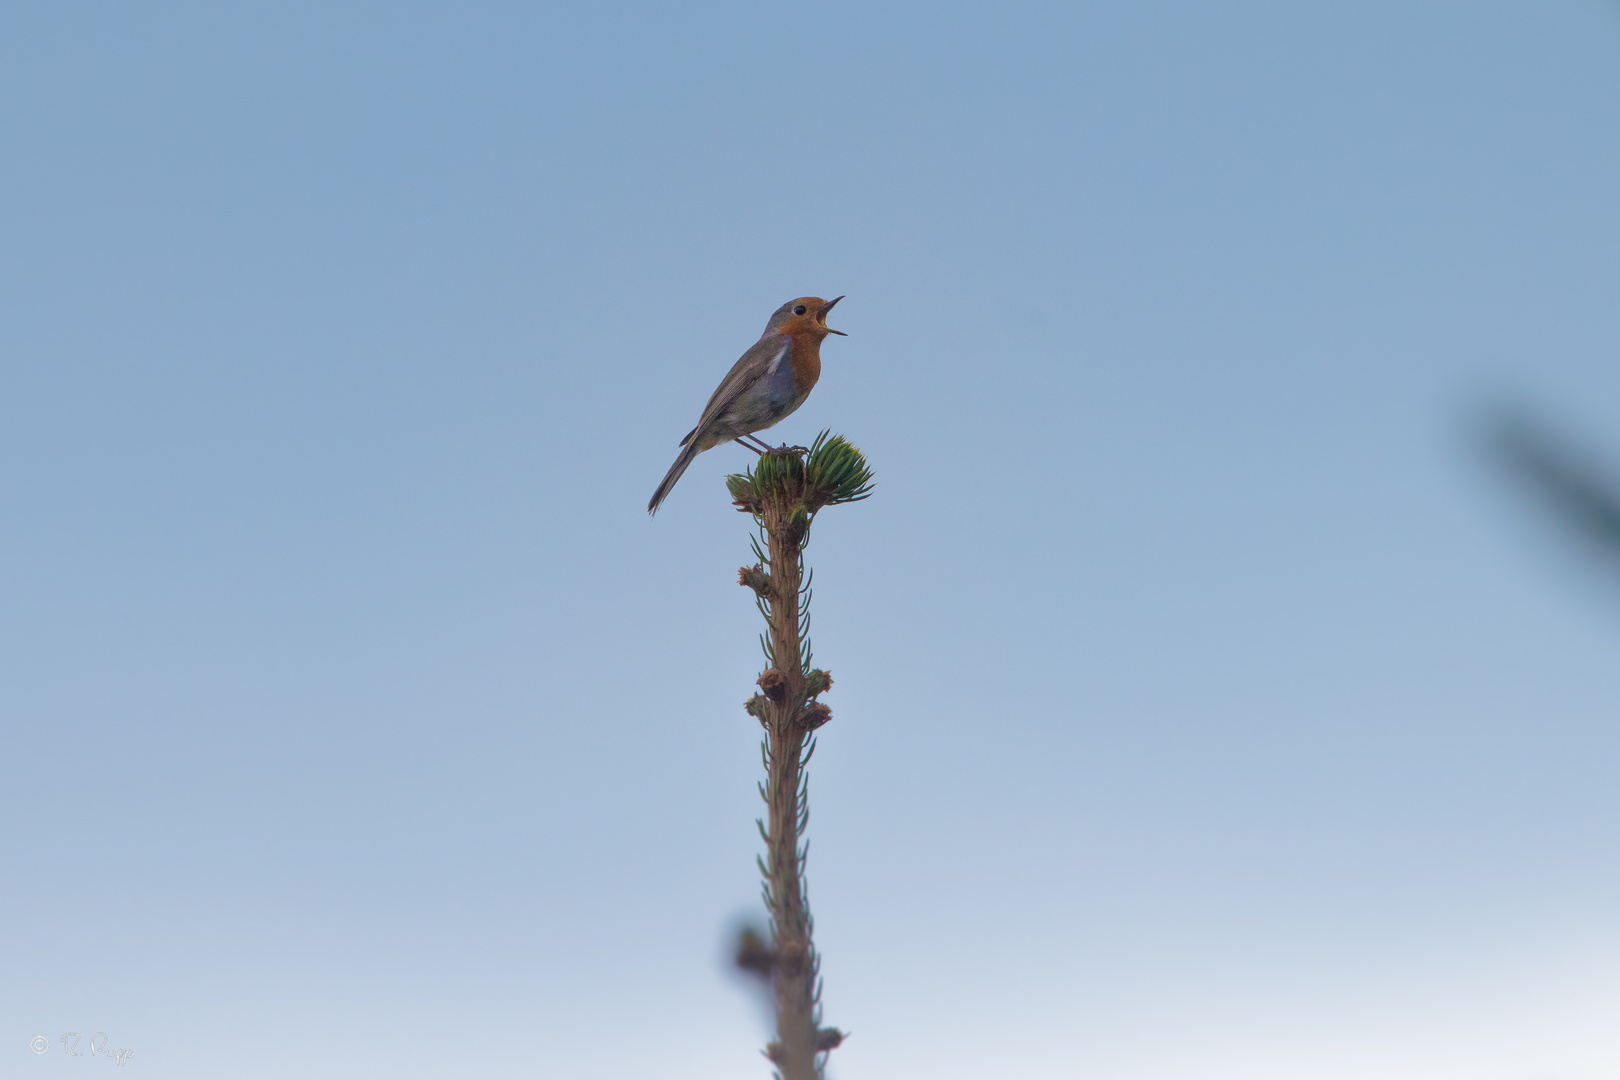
[766, 295, 846, 338]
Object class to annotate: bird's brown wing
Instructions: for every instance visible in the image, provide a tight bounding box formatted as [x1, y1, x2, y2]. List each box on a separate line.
[679, 335, 790, 446]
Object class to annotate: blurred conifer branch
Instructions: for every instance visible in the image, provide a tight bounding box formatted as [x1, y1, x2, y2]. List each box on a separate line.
[726, 432, 870, 1079]
[1484, 406, 1620, 562]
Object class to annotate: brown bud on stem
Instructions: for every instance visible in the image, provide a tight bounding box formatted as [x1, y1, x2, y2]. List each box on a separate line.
[738, 564, 775, 600]
[800, 702, 832, 731]
[757, 668, 789, 702]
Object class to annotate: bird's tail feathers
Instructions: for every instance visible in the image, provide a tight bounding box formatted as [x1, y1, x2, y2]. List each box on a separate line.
[648, 440, 703, 515]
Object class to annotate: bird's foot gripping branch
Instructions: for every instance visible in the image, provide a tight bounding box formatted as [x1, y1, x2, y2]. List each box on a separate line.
[727, 432, 872, 1080]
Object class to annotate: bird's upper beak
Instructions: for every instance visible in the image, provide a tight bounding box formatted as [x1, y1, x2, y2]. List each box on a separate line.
[817, 295, 847, 335]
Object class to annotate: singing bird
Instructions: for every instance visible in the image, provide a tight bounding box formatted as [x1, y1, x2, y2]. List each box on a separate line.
[647, 295, 845, 515]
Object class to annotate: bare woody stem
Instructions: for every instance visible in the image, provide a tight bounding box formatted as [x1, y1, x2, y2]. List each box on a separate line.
[731, 435, 869, 1080]
[759, 488, 819, 1079]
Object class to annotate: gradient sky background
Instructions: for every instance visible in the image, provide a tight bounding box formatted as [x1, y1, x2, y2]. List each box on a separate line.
[4, 2, 1620, 1077]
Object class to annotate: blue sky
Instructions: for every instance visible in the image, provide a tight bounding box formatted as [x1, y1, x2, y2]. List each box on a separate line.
[4, 2, 1620, 1077]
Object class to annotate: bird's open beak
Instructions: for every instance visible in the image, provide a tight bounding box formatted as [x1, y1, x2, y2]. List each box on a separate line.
[817, 295, 847, 335]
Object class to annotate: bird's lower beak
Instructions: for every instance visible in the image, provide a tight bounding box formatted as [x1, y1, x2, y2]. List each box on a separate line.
[818, 295, 847, 335]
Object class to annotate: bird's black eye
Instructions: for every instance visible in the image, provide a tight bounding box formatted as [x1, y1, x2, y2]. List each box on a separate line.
[793, 305, 807, 315]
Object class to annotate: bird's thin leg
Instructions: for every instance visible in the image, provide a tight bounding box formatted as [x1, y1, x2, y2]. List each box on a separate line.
[736, 434, 772, 455]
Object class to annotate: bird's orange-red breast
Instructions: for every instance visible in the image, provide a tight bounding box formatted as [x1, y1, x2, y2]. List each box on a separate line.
[648, 296, 846, 514]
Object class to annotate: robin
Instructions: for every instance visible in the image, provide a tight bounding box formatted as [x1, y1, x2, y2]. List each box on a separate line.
[648, 296, 845, 515]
